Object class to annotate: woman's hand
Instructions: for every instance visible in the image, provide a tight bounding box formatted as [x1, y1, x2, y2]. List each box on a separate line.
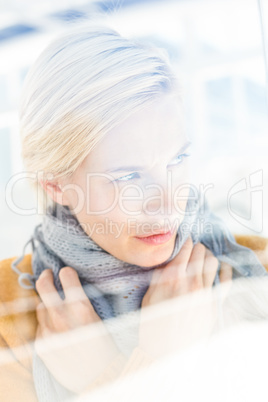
[34, 267, 120, 394]
[138, 237, 232, 359]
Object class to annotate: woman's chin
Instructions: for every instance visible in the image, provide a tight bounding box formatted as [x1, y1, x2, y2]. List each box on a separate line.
[128, 236, 176, 268]
[137, 253, 173, 269]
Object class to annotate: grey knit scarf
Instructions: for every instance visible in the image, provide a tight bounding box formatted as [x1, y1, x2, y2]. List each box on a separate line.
[11, 189, 267, 402]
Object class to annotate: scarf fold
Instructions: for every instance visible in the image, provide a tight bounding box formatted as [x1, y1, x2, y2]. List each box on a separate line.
[11, 189, 267, 401]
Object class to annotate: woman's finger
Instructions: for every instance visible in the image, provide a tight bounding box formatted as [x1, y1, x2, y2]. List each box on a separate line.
[141, 238, 194, 304]
[59, 267, 100, 325]
[187, 243, 206, 276]
[36, 303, 48, 339]
[36, 302, 49, 327]
[219, 262, 233, 301]
[163, 236, 194, 282]
[219, 262, 233, 283]
[35, 303, 55, 339]
[202, 248, 219, 288]
[35, 324, 43, 340]
[184, 242, 206, 291]
[35, 269, 63, 309]
[35, 271, 68, 332]
[59, 267, 88, 303]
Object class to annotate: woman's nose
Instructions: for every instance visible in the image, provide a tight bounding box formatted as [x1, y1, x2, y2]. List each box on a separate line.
[142, 171, 175, 216]
[142, 168, 190, 216]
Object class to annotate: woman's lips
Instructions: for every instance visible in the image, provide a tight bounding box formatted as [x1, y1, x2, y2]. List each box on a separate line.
[134, 230, 174, 245]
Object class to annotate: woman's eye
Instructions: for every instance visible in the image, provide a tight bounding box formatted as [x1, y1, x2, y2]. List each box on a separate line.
[115, 172, 140, 182]
[169, 152, 191, 167]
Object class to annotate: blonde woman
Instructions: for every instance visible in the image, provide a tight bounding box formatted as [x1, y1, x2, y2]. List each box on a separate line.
[1, 25, 267, 401]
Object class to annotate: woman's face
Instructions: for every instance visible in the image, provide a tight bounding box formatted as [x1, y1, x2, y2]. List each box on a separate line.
[61, 93, 191, 267]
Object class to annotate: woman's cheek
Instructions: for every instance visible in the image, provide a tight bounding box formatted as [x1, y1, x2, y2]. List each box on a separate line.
[171, 166, 191, 212]
[117, 184, 144, 216]
[85, 180, 118, 215]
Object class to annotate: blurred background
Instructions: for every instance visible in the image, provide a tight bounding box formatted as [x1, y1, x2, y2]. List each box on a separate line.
[0, 0, 268, 260]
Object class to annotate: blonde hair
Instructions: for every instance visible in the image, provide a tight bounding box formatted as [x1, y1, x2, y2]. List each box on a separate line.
[19, 25, 180, 214]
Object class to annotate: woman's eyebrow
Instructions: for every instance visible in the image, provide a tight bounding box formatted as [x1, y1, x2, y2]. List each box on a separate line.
[106, 140, 192, 173]
[169, 140, 192, 161]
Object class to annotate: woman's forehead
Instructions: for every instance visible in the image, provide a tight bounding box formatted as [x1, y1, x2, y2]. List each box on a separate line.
[84, 94, 186, 172]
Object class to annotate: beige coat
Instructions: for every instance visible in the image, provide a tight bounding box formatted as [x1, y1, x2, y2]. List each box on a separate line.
[0, 234, 267, 401]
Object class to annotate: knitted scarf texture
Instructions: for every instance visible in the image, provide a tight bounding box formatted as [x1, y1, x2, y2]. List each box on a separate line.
[11, 189, 267, 401]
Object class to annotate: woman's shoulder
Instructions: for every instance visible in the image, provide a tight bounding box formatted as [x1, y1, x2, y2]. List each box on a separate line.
[234, 233, 268, 252]
[0, 253, 39, 347]
[0, 254, 39, 401]
[234, 234, 268, 271]
[0, 254, 35, 300]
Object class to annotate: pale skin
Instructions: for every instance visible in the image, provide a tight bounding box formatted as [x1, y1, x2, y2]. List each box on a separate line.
[36, 93, 233, 393]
